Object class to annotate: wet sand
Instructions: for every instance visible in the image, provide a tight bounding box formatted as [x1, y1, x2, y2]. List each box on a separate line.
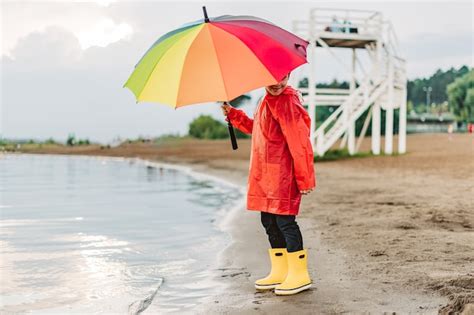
[14, 133, 474, 314]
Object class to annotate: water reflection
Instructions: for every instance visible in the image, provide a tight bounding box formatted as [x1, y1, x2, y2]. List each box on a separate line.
[0, 154, 242, 314]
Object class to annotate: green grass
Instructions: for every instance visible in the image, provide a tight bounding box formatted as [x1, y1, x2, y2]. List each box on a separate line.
[314, 149, 399, 162]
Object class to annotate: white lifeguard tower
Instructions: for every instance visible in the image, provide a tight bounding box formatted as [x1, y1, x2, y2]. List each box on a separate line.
[292, 8, 407, 156]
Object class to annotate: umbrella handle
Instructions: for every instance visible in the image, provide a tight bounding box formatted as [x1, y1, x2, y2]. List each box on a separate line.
[227, 121, 238, 150]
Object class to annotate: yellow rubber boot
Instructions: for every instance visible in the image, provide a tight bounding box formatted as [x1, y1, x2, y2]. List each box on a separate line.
[254, 248, 288, 290]
[274, 249, 311, 295]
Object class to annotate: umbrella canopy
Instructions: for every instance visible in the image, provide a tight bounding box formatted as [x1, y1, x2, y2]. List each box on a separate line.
[124, 8, 309, 108]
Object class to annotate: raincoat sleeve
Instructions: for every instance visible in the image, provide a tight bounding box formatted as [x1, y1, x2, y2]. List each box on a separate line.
[267, 95, 316, 191]
[225, 107, 253, 135]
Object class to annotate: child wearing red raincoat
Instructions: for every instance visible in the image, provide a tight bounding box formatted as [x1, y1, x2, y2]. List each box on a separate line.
[221, 73, 316, 295]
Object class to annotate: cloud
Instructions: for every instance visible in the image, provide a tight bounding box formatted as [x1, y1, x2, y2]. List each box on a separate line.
[1, 26, 222, 143]
[77, 18, 133, 50]
[402, 31, 473, 78]
[1, 1, 110, 58]
[1, 1, 472, 142]
[403, 32, 473, 61]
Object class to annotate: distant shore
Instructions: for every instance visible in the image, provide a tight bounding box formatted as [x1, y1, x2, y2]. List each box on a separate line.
[10, 133, 474, 314]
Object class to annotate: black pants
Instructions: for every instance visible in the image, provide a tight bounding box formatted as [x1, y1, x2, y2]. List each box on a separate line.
[260, 212, 303, 253]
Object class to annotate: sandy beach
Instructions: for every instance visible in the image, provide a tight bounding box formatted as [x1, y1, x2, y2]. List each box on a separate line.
[14, 133, 474, 314]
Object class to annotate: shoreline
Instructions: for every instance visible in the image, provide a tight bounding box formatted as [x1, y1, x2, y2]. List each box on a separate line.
[191, 163, 449, 315]
[7, 133, 474, 314]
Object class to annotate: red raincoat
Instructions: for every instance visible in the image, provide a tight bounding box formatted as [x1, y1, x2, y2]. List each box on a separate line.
[226, 86, 316, 215]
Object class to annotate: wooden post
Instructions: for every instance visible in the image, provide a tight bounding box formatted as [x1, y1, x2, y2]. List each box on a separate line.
[348, 48, 356, 155]
[372, 102, 381, 155]
[371, 40, 381, 155]
[308, 40, 317, 153]
[398, 85, 407, 154]
[385, 52, 394, 155]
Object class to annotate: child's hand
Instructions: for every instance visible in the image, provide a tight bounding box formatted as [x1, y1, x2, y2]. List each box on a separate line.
[221, 102, 232, 116]
[300, 188, 314, 195]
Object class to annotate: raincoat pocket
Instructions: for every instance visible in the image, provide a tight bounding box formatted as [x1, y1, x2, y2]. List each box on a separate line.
[267, 140, 285, 164]
[265, 163, 281, 198]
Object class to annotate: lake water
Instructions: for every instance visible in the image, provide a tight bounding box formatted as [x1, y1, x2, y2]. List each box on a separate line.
[0, 154, 242, 314]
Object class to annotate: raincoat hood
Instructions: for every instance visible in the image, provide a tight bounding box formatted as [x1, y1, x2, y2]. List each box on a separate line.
[265, 86, 311, 130]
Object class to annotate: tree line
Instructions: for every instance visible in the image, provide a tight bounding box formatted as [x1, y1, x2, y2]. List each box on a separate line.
[188, 65, 473, 139]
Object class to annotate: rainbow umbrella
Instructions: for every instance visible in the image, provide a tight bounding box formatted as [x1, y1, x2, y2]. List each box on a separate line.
[124, 7, 309, 149]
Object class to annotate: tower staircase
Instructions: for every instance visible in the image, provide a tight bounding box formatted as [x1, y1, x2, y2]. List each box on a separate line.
[292, 8, 407, 156]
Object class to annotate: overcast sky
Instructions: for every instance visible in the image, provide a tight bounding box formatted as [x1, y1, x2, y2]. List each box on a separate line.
[1, 0, 472, 143]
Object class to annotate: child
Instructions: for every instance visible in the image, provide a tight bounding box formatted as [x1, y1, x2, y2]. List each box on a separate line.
[221, 73, 316, 295]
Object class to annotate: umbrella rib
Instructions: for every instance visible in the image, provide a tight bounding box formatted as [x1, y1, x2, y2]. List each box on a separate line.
[134, 23, 201, 68]
[211, 23, 279, 84]
[137, 25, 202, 105]
[207, 25, 231, 102]
[212, 22, 307, 81]
[175, 24, 229, 106]
[217, 20, 309, 55]
[220, 22, 307, 65]
[135, 39, 184, 102]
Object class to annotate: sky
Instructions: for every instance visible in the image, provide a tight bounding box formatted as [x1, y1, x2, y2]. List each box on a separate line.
[1, 0, 473, 143]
